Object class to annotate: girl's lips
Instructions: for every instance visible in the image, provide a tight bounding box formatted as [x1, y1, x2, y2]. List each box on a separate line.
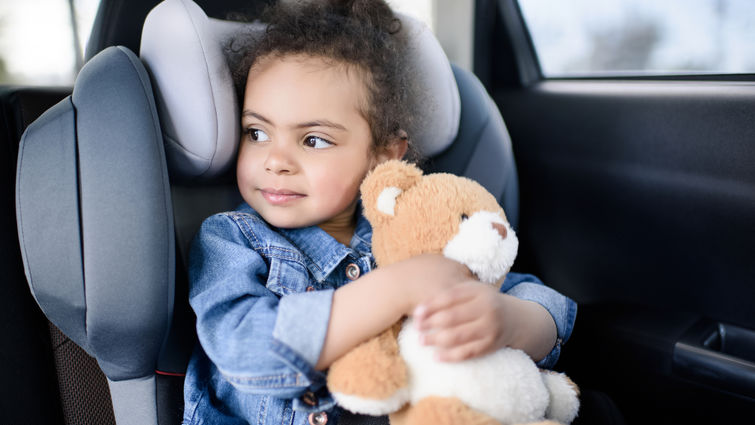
[259, 188, 305, 205]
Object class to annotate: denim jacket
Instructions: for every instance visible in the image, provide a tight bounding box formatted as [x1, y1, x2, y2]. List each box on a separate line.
[183, 203, 577, 425]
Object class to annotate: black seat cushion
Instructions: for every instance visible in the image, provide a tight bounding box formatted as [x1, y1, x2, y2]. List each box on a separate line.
[0, 87, 71, 424]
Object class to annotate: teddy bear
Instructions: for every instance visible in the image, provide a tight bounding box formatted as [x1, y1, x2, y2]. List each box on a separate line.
[327, 160, 580, 425]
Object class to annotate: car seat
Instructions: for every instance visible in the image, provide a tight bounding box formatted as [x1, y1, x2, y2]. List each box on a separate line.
[14, 1, 519, 424]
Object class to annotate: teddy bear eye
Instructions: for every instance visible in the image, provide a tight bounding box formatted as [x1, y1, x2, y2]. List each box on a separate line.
[461, 213, 469, 221]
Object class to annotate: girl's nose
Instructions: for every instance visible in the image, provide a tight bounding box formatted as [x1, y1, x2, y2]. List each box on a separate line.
[264, 144, 296, 175]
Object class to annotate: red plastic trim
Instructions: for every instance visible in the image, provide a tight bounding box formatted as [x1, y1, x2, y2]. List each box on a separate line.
[155, 370, 186, 377]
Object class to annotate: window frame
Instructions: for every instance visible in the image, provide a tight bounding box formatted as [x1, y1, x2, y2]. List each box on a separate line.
[503, 0, 755, 84]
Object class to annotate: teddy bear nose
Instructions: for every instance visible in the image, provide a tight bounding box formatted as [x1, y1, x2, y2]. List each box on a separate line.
[492, 222, 507, 239]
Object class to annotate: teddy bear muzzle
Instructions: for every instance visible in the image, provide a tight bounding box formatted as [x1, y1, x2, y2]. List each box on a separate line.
[443, 211, 518, 284]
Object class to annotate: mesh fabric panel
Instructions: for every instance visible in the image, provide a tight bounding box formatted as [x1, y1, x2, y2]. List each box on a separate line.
[48, 323, 116, 425]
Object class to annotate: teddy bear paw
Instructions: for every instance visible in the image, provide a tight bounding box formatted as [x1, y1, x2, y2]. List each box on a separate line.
[332, 387, 410, 416]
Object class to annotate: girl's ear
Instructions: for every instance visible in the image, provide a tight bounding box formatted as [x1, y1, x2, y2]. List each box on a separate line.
[360, 159, 422, 226]
[375, 130, 409, 163]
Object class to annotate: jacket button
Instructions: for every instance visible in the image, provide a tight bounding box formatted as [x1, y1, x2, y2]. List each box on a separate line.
[345, 263, 360, 280]
[301, 391, 318, 406]
[308, 411, 328, 425]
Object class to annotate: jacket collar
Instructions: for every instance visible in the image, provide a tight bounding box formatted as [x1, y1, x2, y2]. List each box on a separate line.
[240, 203, 373, 283]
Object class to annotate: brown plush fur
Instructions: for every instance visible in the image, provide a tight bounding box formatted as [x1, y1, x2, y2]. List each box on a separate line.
[389, 397, 563, 425]
[390, 397, 500, 425]
[389, 398, 564, 425]
[327, 323, 407, 398]
[360, 161, 505, 266]
[327, 160, 512, 424]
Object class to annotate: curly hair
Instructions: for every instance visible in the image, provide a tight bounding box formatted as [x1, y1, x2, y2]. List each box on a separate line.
[228, 0, 416, 157]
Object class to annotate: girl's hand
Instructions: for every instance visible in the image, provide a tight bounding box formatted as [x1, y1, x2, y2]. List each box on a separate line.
[412, 282, 515, 362]
[412, 280, 557, 363]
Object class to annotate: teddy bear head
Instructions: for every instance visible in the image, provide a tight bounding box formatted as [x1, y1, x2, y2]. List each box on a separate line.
[360, 160, 518, 284]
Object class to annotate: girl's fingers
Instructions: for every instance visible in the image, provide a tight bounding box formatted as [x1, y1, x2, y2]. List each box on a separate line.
[433, 335, 496, 362]
[416, 298, 480, 331]
[420, 317, 485, 348]
[413, 282, 479, 322]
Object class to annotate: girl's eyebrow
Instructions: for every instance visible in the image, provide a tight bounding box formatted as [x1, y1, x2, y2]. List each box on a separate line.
[242, 110, 271, 124]
[242, 110, 347, 131]
[295, 120, 347, 131]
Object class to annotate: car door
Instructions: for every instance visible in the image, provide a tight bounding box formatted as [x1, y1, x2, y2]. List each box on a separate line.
[474, 0, 755, 423]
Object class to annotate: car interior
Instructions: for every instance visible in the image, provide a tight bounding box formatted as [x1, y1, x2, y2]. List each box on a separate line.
[2, 0, 754, 424]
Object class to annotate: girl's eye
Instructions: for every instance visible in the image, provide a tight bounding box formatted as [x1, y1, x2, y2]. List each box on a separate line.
[246, 128, 269, 142]
[303, 135, 333, 149]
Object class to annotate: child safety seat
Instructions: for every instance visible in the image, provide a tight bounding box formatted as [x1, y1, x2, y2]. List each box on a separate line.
[15, 0, 519, 423]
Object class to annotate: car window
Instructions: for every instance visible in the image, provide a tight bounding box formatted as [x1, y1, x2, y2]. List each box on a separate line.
[0, 0, 100, 85]
[518, 0, 755, 77]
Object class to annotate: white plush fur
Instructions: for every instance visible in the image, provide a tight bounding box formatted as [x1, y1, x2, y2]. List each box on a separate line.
[331, 388, 410, 416]
[543, 371, 580, 424]
[400, 317, 558, 424]
[443, 211, 518, 284]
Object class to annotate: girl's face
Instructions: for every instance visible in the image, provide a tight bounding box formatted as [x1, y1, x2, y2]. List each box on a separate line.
[237, 54, 390, 232]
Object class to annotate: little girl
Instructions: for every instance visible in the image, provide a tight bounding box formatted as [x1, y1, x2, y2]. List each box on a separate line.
[183, 1, 576, 424]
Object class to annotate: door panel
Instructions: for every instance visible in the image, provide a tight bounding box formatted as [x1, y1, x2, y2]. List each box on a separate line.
[477, 1, 755, 423]
[498, 70, 755, 425]
[502, 81, 755, 325]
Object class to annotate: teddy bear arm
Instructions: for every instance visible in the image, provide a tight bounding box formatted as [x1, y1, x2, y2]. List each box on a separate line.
[392, 396, 500, 425]
[328, 323, 410, 414]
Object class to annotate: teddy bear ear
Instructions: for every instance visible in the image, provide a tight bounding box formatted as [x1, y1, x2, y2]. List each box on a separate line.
[361, 160, 423, 222]
[376, 186, 403, 216]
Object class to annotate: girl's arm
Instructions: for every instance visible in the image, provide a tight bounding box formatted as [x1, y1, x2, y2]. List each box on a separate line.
[190, 214, 337, 399]
[315, 254, 473, 370]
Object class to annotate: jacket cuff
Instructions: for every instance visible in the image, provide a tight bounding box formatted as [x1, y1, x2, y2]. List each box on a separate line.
[535, 340, 562, 369]
[272, 289, 334, 372]
[505, 280, 577, 369]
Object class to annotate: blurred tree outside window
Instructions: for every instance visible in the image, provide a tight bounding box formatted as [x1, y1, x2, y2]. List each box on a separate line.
[0, 0, 100, 85]
[518, 0, 755, 77]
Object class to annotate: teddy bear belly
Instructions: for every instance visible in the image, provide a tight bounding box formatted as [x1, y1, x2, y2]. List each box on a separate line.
[398, 318, 551, 424]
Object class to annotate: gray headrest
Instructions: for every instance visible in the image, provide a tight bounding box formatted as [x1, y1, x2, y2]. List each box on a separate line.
[15, 46, 175, 381]
[140, 0, 460, 179]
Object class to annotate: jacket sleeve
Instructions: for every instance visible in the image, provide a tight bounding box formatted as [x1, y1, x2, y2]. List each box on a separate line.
[500, 272, 577, 369]
[188, 214, 332, 398]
